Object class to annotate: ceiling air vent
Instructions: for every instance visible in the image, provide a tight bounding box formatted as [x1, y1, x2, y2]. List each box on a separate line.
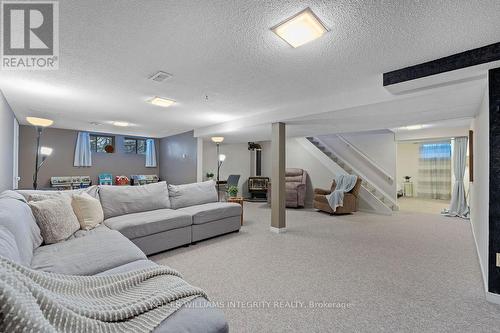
[149, 71, 172, 82]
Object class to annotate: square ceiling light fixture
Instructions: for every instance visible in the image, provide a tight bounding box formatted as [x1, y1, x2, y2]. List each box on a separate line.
[271, 8, 328, 48]
[149, 96, 175, 108]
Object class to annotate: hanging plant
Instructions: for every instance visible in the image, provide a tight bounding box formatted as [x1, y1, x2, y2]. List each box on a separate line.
[104, 145, 114, 153]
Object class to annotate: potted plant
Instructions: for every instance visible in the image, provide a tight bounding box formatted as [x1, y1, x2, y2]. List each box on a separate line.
[227, 185, 239, 198]
[404, 176, 411, 182]
[206, 172, 214, 180]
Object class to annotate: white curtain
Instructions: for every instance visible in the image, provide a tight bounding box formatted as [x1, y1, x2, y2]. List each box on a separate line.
[73, 132, 92, 167]
[448, 137, 469, 218]
[145, 139, 157, 167]
[417, 141, 451, 200]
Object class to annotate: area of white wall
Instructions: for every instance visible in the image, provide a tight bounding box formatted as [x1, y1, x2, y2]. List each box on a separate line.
[396, 143, 420, 195]
[203, 141, 267, 198]
[0, 91, 15, 192]
[470, 85, 489, 292]
[318, 130, 397, 201]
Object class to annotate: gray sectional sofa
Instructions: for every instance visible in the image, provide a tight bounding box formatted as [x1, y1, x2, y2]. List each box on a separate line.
[19, 180, 242, 255]
[0, 180, 242, 332]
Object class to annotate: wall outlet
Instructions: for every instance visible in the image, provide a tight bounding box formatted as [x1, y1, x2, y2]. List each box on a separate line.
[497, 253, 500, 267]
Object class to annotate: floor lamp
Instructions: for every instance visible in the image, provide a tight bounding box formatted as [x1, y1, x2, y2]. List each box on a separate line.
[26, 117, 54, 190]
[211, 136, 225, 200]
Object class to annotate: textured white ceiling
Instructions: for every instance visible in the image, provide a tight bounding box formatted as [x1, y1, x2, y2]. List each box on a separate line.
[1, 0, 499, 138]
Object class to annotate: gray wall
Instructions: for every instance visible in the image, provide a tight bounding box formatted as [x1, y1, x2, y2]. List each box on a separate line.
[159, 130, 197, 185]
[18, 126, 159, 189]
[0, 91, 15, 192]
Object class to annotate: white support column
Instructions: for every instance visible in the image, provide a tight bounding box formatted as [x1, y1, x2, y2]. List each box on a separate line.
[271, 122, 286, 233]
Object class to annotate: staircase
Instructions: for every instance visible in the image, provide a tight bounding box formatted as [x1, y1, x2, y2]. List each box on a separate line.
[306, 137, 399, 212]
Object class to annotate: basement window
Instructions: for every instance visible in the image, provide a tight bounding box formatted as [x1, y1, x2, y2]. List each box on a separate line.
[124, 138, 146, 154]
[90, 135, 114, 153]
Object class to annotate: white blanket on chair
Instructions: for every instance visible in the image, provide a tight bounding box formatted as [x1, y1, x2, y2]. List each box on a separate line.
[326, 175, 358, 212]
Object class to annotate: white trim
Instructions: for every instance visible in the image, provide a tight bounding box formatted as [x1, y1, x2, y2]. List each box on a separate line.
[12, 117, 19, 189]
[470, 216, 488, 293]
[486, 292, 500, 305]
[270, 226, 287, 234]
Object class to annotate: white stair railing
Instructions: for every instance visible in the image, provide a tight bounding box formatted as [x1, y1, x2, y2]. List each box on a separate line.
[307, 137, 398, 212]
[336, 134, 394, 183]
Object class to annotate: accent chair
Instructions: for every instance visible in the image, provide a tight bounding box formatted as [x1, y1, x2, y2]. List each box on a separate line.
[267, 168, 308, 208]
[313, 178, 362, 214]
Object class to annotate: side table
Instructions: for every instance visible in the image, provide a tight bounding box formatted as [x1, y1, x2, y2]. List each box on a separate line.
[403, 182, 414, 197]
[227, 197, 244, 225]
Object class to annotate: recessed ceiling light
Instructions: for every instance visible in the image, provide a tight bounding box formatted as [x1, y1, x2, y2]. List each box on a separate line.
[112, 121, 129, 127]
[26, 116, 53, 127]
[405, 125, 424, 130]
[271, 8, 328, 48]
[149, 97, 175, 108]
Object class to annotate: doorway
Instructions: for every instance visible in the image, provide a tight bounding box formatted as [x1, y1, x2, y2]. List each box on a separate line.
[396, 140, 455, 214]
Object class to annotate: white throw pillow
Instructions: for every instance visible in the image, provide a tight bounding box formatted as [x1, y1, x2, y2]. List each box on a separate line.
[71, 192, 104, 230]
[29, 196, 80, 244]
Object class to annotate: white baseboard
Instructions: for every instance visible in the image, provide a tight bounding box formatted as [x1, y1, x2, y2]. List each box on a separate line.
[270, 227, 287, 234]
[469, 218, 488, 293]
[486, 292, 500, 305]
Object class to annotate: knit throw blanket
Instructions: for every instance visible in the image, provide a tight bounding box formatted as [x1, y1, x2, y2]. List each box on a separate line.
[0, 256, 207, 333]
[326, 175, 358, 212]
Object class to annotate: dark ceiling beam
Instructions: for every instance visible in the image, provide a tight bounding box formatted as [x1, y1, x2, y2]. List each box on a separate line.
[383, 42, 500, 86]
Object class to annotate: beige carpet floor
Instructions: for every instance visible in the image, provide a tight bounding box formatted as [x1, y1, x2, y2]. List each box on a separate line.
[150, 203, 500, 333]
[398, 197, 450, 214]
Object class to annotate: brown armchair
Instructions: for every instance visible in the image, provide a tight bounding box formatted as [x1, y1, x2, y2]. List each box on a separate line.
[267, 168, 308, 208]
[313, 178, 362, 214]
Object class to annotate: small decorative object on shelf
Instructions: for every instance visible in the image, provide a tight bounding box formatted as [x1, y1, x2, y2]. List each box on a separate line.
[130, 174, 159, 186]
[227, 185, 238, 198]
[98, 173, 113, 185]
[404, 176, 411, 182]
[206, 172, 214, 180]
[51, 176, 91, 190]
[104, 145, 114, 153]
[115, 175, 130, 186]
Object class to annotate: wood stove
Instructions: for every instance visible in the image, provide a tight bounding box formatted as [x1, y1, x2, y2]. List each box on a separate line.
[247, 142, 269, 201]
[248, 176, 269, 200]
